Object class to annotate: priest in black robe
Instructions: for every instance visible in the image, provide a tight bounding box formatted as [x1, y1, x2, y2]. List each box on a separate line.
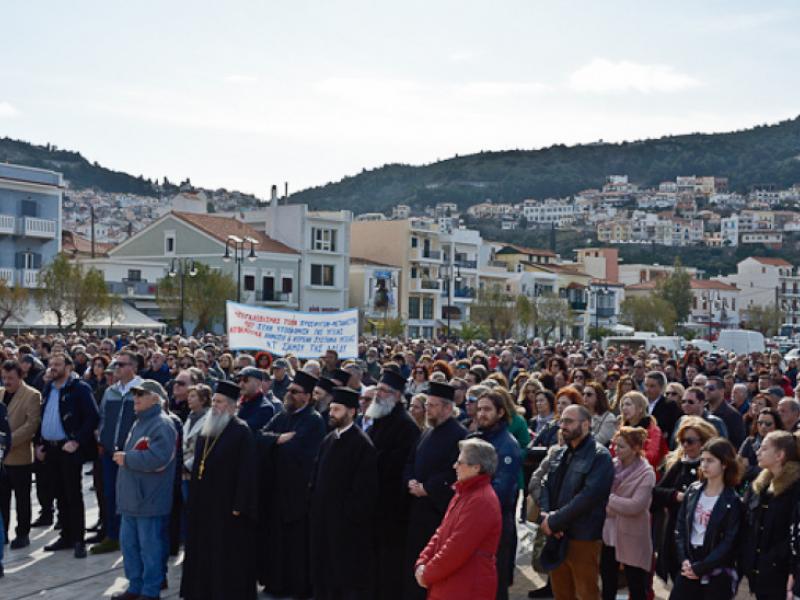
[367, 370, 421, 600]
[401, 381, 468, 600]
[180, 380, 259, 600]
[257, 370, 326, 599]
[313, 376, 336, 432]
[310, 386, 378, 600]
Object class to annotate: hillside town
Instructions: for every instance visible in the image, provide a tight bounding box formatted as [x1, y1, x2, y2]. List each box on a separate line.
[3, 162, 800, 343]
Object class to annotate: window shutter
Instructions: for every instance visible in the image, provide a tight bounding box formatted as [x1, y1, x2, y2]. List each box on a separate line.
[33, 253, 43, 269]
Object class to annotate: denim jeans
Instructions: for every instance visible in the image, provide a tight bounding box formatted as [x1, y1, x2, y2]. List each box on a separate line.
[102, 453, 121, 540]
[120, 514, 168, 597]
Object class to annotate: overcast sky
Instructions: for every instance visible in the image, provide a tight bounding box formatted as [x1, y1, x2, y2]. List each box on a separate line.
[2, 1, 798, 196]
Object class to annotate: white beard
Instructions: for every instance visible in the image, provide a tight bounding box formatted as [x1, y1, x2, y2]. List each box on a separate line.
[201, 410, 231, 438]
[366, 396, 395, 419]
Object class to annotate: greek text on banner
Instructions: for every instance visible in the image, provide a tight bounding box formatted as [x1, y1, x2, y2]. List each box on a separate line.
[225, 301, 358, 359]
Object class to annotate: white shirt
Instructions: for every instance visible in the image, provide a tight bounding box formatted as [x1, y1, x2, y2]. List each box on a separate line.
[690, 491, 719, 546]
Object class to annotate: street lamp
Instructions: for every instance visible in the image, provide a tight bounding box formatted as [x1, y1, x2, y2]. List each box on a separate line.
[442, 262, 463, 339]
[222, 235, 258, 303]
[168, 258, 197, 334]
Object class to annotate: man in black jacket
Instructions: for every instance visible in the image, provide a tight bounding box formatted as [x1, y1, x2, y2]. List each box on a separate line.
[645, 370, 681, 445]
[36, 353, 99, 559]
[538, 405, 613, 600]
[402, 381, 467, 600]
[368, 369, 421, 600]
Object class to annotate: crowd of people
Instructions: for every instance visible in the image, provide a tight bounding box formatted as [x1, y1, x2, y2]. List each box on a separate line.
[1, 332, 800, 599]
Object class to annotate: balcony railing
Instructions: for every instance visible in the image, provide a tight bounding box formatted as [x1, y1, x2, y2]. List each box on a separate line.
[454, 287, 476, 298]
[21, 217, 57, 239]
[107, 281, 157, 296]
[411, 278, 442, 292]
[454, 259, 478, 269]
[0, 214, 15, 235]
[259, 290, 292, 303]
[0, 268, 13, 285]
[595, 307, 615, 318]
[21, 269, 40, 288]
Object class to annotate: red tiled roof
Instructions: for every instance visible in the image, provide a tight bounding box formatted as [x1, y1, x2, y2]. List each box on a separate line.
[62, 230, 115, 257]
[172, 212, 298, 254]
[751, 257, 792, 267]
[350, 256, 400, 268]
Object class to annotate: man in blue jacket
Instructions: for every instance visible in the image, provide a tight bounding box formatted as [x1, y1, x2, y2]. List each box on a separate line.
[36, 352, 99, 559]
[470, 390, 521, 600]
[111, 380, 177, 600]
[538, 404, 614, 600]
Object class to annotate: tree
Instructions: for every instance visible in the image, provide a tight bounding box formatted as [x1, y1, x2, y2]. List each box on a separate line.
[469, 285, 515, 339]
[535, 293, 572, 343]
[744, 304, 785, 337]
[656, 258, 692, 324]
[36, 254, 111, 332]
[620, 295, 678, 333]
[516, 295, 536, 340]
[105, 295, 125, 331]
[457, 321, 489, 341]
[0, 282, 28, 328]
[156, 263, 236, 334]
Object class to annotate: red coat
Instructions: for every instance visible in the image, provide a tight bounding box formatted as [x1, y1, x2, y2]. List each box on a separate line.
[415, 473, 501, 600]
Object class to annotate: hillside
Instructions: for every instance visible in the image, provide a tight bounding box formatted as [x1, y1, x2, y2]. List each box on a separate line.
[0, 137, 159, 195]
[289, 116, 800, 213]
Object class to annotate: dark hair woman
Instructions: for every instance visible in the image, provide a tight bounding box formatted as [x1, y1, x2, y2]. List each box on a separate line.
[670, 438, 744, 600]
[583, 381, 616, 447]
[741, 430, 800, 600]
[738, 407, 782, 485]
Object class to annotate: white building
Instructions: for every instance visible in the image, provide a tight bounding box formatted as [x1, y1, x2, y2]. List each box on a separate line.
[348, 257, 401, 327]
[521, 199, 575, 225]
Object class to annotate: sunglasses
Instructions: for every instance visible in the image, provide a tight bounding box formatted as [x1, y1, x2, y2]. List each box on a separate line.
[681, 437, 701, 445]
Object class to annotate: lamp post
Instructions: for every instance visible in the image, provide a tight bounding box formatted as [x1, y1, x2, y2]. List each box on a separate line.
[442, 261, 462, 339]
[168, 258, 197, 334]
[222, 235, 258, 303]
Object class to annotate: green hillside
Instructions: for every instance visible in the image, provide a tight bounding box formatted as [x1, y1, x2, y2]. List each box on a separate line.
[289, 116, 800, 213]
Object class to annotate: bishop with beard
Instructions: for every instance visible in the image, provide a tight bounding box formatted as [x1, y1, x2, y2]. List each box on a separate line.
[367, 369, 421, 600]
[309, 386, 378, 600]
[257, 370, 326, 599]
[180, 380, 259, 600]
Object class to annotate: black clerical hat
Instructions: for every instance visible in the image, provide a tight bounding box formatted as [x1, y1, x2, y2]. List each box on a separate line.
[215, 380, 241, 402]
[427, 381, 455, 402]
[293, 370, 319, 394]
[331, 386, 360, 409]
[331, 369, 351, 386]
[315, 377, 335, 394]
[380, 369, 406, 392]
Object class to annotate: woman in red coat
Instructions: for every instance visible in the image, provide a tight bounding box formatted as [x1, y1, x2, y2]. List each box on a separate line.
[414, 438, 502, 600]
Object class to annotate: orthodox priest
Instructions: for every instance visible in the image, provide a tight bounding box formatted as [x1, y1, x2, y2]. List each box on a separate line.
[312, 376, 336, 431]
[180, 380, 259, 600]
[310, 386, 378, 600]
[257, 370, 326, 599]
[368, 369, 421, 600]
[402, 381, 467, 600]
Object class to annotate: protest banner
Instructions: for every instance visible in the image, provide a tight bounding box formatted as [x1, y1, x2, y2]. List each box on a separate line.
[226, 301, 359, 359]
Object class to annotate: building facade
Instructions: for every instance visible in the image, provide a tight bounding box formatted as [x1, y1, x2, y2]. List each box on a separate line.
[0, 163, 62, 288]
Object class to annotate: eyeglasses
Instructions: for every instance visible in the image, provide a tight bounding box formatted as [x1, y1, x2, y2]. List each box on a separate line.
[704, 384, 717, 391]
[466, 396, 478, 403]
[681, 437, 701, 445]
[115, 362, 132, 368]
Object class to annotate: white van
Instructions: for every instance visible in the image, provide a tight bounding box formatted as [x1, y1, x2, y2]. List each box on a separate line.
[716, 329, 765, 355]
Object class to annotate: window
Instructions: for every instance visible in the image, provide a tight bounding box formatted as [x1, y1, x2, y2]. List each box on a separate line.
[411, 237, 418, 248]
[422, 297, 434, 319]
[408, 297, 421, 319]
[311, 227, 337, 252]
[311, 264, 335, 286]
[15, 251, 41, 269]
[282, 277, 293, 294]
[165, 231, 176, 255]
[244, 275, 255, 291]
[20, 199, 38, 217]
[127, 269, 142, 282]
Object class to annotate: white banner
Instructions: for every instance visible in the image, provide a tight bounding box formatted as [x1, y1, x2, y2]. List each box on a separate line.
[226, 301, 359, 359]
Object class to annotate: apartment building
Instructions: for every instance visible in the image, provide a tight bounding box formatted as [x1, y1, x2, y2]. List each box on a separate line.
[0, 163, 62, 288]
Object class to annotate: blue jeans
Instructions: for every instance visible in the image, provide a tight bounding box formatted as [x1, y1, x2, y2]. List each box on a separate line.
[102, 453, 121, 540]
[120, 514, 168, 597]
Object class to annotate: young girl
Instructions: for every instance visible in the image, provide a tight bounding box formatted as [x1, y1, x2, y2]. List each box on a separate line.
[671, 437, 743, 600]
[741, 430, 800, 600]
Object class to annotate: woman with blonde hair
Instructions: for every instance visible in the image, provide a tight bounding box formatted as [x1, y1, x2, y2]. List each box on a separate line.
[610, 375, 635, 413]
[652, 416, 717, 584]
[409, 393, 427, 431]
[517, 377, 543, 422]
[619, 391, 668, 472]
